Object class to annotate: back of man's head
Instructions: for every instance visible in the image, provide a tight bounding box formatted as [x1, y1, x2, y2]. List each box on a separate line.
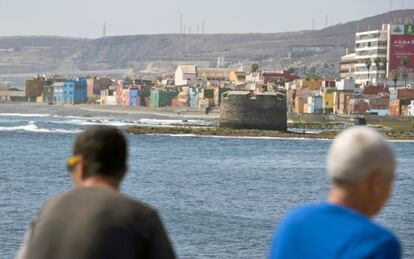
[73, 125, 128, 179]
[327, 126, 395, 187]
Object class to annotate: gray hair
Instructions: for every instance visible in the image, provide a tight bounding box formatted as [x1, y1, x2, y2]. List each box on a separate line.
[327, 126, 395, 186]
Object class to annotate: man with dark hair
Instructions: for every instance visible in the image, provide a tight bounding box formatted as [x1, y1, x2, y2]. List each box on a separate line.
[17, 125, 176, 259]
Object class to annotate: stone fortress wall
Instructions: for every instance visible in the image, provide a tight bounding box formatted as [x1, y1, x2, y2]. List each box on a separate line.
[220, 91, 287, 131]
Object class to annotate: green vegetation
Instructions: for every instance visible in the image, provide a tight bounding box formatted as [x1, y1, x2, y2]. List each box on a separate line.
[392, 71, 399, 88]
[364, 59, 372, 85]
[250, 63, 259, 72]
[304, 73, 322, 80]
[401, 56, 409, 87]
[374, 57, 382, 83]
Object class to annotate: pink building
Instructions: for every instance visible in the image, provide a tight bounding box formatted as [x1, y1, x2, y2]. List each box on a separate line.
[116, 81, 123, 105]
[87, 77, 113, 98]
[122, 89, 130, 106]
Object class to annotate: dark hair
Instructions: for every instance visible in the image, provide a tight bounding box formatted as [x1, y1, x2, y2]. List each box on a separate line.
[73, 125, 128, 179]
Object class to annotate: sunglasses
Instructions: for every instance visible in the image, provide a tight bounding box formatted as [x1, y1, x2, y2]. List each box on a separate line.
[67, 155, 82, 172]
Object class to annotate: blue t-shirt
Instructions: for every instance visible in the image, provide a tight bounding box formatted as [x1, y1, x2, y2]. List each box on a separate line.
[269, 203, 401, 259]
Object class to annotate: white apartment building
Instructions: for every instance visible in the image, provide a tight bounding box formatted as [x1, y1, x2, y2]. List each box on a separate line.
[354, 25, 388, 85]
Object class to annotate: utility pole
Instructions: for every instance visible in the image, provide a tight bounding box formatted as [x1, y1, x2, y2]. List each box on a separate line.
[180, 13, 183, 33]
[202, 20, 205, 34]
[103, 21, 106, 38]
[390, 0, 393, 11]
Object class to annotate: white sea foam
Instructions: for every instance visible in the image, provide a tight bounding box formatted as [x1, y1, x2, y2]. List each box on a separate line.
[48, 118, 211, 127]
[50, 119, 136, 127]
[0, 113, 51, 117]
[0, 121, 80, 134]
[388, 139, 414, 143]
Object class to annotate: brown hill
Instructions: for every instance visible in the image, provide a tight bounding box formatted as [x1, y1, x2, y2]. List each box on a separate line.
[0, 10, 413, 87]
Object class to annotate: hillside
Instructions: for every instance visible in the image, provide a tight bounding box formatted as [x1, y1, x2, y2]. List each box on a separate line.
[0, 9, 413, 87]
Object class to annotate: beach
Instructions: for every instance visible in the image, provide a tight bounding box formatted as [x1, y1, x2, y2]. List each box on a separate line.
[1, 103, 414, 140]
[0, 103, 219, 120]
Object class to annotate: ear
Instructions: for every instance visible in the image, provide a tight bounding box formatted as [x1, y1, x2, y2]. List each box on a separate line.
[78, 157, 89, 180]
[367, 170, 384, 196]
[71, 163, 83, 186]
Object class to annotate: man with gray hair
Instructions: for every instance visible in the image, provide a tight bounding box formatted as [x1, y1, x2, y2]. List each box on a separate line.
[269, 126, 401, 258]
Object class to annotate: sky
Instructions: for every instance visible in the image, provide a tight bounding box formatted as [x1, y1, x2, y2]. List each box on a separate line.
[0, 0, 413, 38]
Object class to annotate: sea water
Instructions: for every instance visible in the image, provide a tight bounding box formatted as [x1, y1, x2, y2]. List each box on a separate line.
[0, 114, 413, 258]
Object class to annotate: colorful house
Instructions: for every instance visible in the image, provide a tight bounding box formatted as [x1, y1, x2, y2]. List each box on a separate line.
[348, 97, 369, 114]
[333, 90, 353, 114]
[43, 85, 54, 104]
[116, 81, 124, 105]
[262, 70, 299, 85]
[122, 89, 130, 106]
[87, 77, 112, 98]
[53, 82, 64, 104]
[294, 96, 307, 113]
[150, 89, 178, 108]
[189, 87, 199, 108]
[323, 90, 335, 113]
[129, 88, 138, 106]
[25, 77, 51, 102]
[307, 95, 323, 113]
[229, 71, 247, 85]
[175, 65, 197, 86]
[299, 79, 322, 91]
[63, 79, 87, 104]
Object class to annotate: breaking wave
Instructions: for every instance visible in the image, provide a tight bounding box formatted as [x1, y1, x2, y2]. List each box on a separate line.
[0, 113, 51, 117]
[0, 121, 80, 134]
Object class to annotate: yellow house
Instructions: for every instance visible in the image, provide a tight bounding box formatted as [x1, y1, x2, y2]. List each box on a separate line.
[294, 96, 307, 113]
[299, 79, 322, 91]
[323, 91, 335, 113]
[36, 93, 44, 103]
[229, 70, 246, 84]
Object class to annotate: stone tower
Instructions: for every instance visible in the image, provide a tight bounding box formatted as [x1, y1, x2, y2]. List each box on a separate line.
[219, 91, 287, 131]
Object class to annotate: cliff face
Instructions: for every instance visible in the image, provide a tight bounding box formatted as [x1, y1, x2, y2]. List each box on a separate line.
[1, 10, 413, 87]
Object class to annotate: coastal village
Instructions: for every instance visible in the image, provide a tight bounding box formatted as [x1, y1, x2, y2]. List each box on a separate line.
[1, 24, 414, 118]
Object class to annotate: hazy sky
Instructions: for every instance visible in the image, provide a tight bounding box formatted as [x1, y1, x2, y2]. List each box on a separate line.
[0, 0, 413, 38]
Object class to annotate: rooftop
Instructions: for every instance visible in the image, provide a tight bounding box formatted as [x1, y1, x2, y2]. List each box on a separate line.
[178, 65, 197, 74]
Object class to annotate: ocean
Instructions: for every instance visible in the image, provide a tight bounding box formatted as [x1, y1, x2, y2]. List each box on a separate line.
[0, 113, 413, 258]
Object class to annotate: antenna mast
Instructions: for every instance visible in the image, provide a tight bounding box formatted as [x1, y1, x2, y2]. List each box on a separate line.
[180, 13, 183, 33]
[103, 21, 106, 38]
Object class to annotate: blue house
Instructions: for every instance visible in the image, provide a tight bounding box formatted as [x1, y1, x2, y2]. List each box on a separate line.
[129, 88, 138, 105]
[63, 79, 87, 104]
[308, 95, 323, 114]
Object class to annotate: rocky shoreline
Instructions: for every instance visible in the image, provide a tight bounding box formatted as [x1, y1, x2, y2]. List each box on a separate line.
[2, 103, 413, 141]
[124, 126, 414, 141]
